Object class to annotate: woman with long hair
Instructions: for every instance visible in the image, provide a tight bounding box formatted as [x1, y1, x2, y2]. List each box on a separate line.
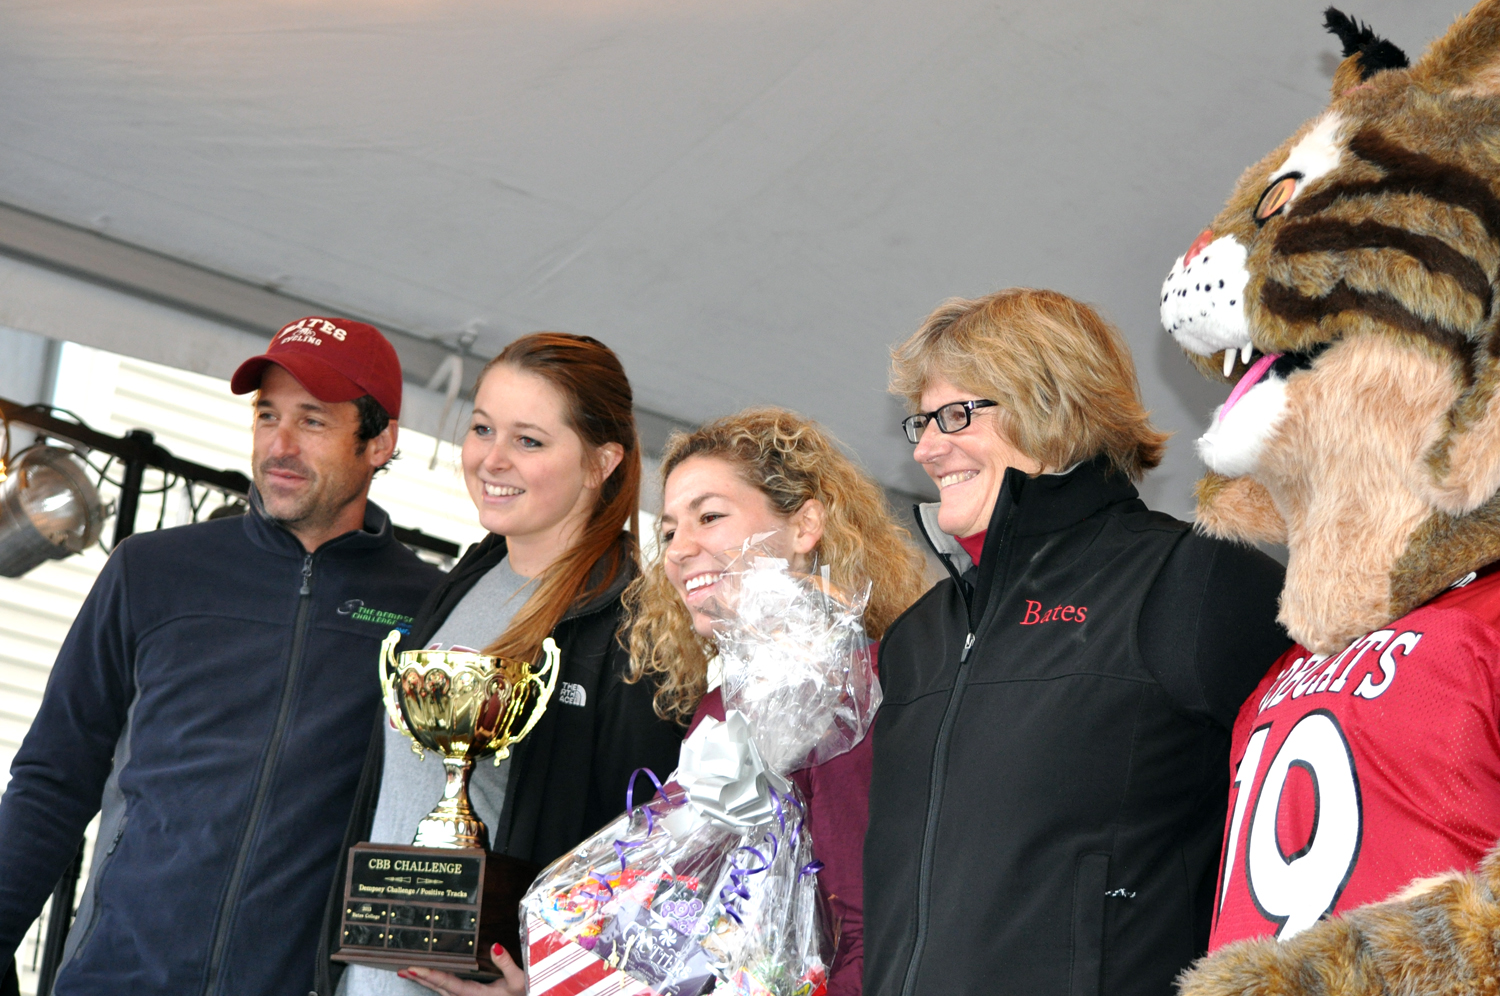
[318, 333, 684, 996]
[624, 406, 929, 996]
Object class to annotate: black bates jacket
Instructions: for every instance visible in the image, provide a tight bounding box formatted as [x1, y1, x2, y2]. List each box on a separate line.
[313, 532, 684, 995]
[863, 458, 1290, 996]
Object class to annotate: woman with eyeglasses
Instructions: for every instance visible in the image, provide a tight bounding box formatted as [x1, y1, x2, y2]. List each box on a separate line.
[862, 289, 1290, 996]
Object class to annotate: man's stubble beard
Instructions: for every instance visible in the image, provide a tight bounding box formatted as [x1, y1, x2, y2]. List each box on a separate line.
[255, 457, 368, 536]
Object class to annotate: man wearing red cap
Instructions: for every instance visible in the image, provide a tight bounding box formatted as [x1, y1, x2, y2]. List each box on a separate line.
[231, 316, 408, 548]
[0, 318, 444, 996]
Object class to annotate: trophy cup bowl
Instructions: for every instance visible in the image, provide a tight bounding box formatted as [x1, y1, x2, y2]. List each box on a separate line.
[333, 631, 560, 979]
[380, 631, 561, 850]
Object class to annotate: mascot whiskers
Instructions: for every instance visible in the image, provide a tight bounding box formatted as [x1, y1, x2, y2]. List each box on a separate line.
[1163, 3, 1500, 993]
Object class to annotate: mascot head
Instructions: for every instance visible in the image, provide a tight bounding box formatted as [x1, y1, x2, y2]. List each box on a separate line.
[1164, 1, 1500, 652]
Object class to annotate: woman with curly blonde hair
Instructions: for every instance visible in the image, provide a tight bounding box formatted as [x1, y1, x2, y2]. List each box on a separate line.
[624, 406, 927, 996]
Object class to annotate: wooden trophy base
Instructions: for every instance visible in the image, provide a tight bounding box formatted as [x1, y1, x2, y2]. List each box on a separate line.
[331, 842, 540, 980]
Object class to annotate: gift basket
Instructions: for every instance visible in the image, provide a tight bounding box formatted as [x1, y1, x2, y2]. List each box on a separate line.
[521, 541, 879, 996]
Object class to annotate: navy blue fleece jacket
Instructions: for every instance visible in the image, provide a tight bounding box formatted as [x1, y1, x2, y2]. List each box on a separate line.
[0, 494, 442, 996]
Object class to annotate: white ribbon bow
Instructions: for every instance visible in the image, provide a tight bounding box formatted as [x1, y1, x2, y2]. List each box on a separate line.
[664, 710, 791, 838]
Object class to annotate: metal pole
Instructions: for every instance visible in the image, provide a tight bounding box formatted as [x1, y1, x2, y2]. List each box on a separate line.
[34, 839, 84, 996]
[111, 429, 152, 547]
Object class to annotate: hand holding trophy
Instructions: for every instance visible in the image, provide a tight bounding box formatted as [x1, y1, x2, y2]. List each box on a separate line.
[332, 630, 560, 981]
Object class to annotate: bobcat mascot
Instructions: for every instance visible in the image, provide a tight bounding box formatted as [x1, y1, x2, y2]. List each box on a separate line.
[1161, 3, 1500, 993]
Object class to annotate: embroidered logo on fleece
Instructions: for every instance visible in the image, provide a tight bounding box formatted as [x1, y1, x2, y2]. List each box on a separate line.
[1019, 600, 1088, 625]
[337, 599, 416, 634]
[557, 682, 587, 707]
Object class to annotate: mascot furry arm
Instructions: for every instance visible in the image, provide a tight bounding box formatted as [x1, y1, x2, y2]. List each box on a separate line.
[1163, 2, 1500, 993]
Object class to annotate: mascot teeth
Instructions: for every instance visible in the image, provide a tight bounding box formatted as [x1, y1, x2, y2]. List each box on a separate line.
[1218, 343, 1258, 377]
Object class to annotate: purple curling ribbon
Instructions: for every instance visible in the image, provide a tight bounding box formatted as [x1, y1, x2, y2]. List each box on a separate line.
[767, 785, 789, 835]
[773, 788, 822, 884]
[613, 837, 643, 870]
[718, 845, 771, 925]
[613, 766, 667, 870]
[625, 767, 667, 835]
[783, 793, 807, 849]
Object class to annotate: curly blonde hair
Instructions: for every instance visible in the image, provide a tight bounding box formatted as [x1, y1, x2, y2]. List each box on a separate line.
[623, 407, 930, 724]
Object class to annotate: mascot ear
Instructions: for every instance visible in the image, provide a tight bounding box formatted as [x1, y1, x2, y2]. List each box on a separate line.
[1409, 0, 1500, 98]
[1323, 7, 1410, 96]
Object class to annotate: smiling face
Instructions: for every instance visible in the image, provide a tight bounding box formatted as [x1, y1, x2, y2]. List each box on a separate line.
[660, 455, 822, 639]
[252, 364, 393, 549]
[462, 364, 621, 574]
[913, 374, 1041, 538]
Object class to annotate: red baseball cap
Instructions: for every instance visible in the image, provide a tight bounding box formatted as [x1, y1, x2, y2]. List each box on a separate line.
[231, 316, 402, 418]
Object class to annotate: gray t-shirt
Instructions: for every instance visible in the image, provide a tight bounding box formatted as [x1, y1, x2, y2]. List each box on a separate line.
[340, 557, 532, 996]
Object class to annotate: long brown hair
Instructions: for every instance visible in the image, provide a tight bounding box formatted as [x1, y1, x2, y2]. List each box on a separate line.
[479, 333, 640, 665]
[623, 407, 929, 723]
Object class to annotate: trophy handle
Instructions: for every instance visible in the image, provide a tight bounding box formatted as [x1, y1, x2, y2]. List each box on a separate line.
[495, 637, 562, 757]
[379, 629, 424, 758]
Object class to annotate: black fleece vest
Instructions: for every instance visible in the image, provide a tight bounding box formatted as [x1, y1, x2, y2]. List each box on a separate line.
[865, 461, 1221, 996]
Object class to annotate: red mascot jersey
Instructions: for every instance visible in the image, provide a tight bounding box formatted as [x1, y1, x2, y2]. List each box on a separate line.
[1210, 565, 1500, 948]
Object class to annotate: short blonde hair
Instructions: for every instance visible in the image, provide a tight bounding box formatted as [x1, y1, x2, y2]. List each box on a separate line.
[890, 288, 1168, 481]
[623, 407, 930, 724]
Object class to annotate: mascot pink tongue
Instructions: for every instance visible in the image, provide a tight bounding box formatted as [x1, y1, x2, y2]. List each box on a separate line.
[1161, 3, 1500, 994]
[1217, 353, 1281, 421]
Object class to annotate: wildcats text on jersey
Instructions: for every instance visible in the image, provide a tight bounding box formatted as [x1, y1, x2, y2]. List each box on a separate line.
[1209, 566, 1500, 950]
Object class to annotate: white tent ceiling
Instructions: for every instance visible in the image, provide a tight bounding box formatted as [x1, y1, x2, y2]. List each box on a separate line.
[0, 0, 1466, 516]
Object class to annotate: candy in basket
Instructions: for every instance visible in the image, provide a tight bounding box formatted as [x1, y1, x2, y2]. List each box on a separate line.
[521, 724, 825, 996]
[521, 544, 880, 996]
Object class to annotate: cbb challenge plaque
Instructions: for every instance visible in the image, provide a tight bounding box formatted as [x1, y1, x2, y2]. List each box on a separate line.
[332, 632, 558, 979]
[334, 844, 539, 978]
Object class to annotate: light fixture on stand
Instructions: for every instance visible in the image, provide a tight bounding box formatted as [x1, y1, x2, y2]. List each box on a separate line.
[0, 445, 104, 577]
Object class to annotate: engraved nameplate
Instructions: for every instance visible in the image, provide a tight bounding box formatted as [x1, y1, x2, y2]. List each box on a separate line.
[348, 849, 482, 905]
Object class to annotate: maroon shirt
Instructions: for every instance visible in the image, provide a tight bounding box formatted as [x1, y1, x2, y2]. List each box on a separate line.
[687, 658, 875, 996]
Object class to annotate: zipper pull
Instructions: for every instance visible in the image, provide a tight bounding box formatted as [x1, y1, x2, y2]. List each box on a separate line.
[299, 554, 313, 596]
[960, 632, 975, 662]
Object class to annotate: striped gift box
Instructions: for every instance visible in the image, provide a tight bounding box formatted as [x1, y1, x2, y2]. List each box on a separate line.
[525, 914, 655, 996]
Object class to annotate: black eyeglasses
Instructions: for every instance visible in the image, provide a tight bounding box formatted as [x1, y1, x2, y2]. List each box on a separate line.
[901, 400, 998, 443]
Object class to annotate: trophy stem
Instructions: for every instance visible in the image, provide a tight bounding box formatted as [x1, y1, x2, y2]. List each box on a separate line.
[413, 755, 488, 850]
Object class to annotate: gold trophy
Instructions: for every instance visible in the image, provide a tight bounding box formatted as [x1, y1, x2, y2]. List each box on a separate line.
[332, 631, 561, 979]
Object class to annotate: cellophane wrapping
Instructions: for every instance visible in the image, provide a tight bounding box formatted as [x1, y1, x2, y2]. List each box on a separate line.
[521, 545, 880, 996]
[710, 545, 878, 773]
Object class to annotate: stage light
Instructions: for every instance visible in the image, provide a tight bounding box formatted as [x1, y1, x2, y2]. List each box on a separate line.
[0, 446, 104, 577]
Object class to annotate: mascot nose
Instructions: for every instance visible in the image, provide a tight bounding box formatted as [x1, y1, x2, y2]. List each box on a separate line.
[1183, 228, 1215, 266]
